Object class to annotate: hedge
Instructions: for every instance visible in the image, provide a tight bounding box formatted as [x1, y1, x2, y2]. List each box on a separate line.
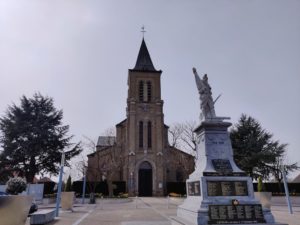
[166, 182, 186, 196]
[253, 182, 300, 195]
[38, 181, 56, 196]
[72, 181, 126, 196]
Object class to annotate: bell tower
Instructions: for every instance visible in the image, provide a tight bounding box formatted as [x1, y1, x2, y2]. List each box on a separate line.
[126, 38, 166, 196]
[127, 38, 164, 154]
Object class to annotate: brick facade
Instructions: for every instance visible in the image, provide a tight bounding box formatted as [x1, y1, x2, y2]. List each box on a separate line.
[87, 39, 194, 196]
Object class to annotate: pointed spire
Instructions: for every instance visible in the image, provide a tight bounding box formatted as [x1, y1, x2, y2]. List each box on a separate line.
[133, 38, 157, 72]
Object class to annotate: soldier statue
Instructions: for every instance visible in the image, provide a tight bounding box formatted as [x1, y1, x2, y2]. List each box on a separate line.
[193, 67, 216, 121]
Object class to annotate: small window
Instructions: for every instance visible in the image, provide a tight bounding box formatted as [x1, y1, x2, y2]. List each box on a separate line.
[147, 121, 152, 148]
[139, 81, 144, 102]
[139, 121, 143, 148]
[147, 81, 152, 102]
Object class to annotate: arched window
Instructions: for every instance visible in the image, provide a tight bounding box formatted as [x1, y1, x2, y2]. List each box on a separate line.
[139, 81, 144, 102]
[139, 161, 152, 170]
[147, 81, 152, 102]
[147, 121, 152, 148]
[139, 121, 143, 148]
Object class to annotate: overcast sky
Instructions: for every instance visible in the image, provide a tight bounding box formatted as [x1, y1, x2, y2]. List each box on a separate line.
[0, 0, 299, 180]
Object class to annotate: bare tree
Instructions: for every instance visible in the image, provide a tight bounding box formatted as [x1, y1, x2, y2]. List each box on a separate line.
[168, 123, 184, 148]
[168, 121, 198, 158]
[74, 155, 87, 181]
[81, 136, 99, 200]
[181, 121, 198, 153]
[269, 154, 299, 183]
[102, 126, 116, 137]
[98, 146, 124, 197]
[84, 126, 124, 197]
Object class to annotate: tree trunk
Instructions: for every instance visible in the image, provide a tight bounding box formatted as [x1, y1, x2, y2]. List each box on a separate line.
[26, 171, 35, 184]
[277, 181, 283, 193]
[26, 157, 36, 183]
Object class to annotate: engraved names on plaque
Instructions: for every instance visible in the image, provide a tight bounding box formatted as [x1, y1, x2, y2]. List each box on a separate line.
[235, 181, 248, 196]
[203, 159, 247, 176]
[212, 159, 233, 173]
[207, 181, 248, 196]
[221, 181, 235, 196]
[208, 204, 265, 224]
[188, 181, 201, 196]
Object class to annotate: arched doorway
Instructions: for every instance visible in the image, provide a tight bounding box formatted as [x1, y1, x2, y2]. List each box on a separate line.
[138, 161, 152, 196]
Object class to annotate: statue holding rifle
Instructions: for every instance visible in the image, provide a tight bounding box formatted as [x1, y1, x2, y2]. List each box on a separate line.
[192, 67, 216, 121]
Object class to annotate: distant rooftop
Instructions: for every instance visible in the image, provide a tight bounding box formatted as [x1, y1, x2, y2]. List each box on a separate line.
[97, 136, 116, 147]
[38, 177, 54, 183]
[292, 173, 300, 183]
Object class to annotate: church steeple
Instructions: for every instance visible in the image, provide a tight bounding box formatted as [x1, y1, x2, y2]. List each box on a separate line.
[133, 39, 157, 72]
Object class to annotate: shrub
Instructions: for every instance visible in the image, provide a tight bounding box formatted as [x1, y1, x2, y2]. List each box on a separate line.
[6, 177, 27, 195]
[44, 193, 56, 198]
[118, 193, 128, 198]
[257, 176, 265, 192]
[94, 193, 103, 198]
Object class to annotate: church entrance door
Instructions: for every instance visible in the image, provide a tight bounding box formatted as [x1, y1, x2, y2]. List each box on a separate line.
[138, 161, 152, 196]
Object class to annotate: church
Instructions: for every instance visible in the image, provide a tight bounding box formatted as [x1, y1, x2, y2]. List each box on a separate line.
[87, 39, 194, 196]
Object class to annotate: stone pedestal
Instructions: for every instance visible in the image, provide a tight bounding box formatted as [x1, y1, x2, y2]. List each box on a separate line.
[173, 118, 285, 225]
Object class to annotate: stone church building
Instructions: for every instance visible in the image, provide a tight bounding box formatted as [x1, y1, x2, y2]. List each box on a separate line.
[87, 39, 194, 196]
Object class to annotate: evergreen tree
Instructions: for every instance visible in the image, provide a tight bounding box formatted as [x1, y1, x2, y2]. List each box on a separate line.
[65, 175, 72, 192]
[257, 176, 264, 192]
[0, 93, 82, 183]
[230, 114, 297, 180]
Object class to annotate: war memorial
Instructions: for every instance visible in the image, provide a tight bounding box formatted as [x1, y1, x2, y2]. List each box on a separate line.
[171, 68, 287, 225]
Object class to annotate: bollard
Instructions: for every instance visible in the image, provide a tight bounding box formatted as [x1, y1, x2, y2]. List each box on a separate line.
[167, 195, 170, 209]
[135, 196, 138, 209]
[101, 196, 104, 210]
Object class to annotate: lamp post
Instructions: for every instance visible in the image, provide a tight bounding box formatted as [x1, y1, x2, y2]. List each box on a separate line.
[81, 166, 87, 204]
[55, 151, 65, 217]
[130, 172, 134, 195]
[130, 172, 133, 190]
[282, 165, 293, 214]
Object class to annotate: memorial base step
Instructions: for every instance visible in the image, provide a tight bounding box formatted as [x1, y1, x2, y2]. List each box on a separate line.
[170, 216, 288, 225]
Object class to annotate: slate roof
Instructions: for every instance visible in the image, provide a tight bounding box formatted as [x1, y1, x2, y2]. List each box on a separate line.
[96, 136, 116, 147]
[292, 173, 300, 183]
[133, 38, 158, 72]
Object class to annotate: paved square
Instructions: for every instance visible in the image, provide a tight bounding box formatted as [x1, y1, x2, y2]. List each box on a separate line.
[25, 197, 300, 225]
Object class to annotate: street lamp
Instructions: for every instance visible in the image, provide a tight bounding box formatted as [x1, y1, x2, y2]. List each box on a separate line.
[281, 165, 293, 214]
[55, 151, 65, 217]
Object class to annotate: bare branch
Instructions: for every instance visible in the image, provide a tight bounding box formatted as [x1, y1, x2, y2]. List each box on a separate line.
[168, 123, 184, 148]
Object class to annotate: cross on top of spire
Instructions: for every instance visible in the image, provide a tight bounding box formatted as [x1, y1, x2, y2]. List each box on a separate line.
[141, 25, 146, 38]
